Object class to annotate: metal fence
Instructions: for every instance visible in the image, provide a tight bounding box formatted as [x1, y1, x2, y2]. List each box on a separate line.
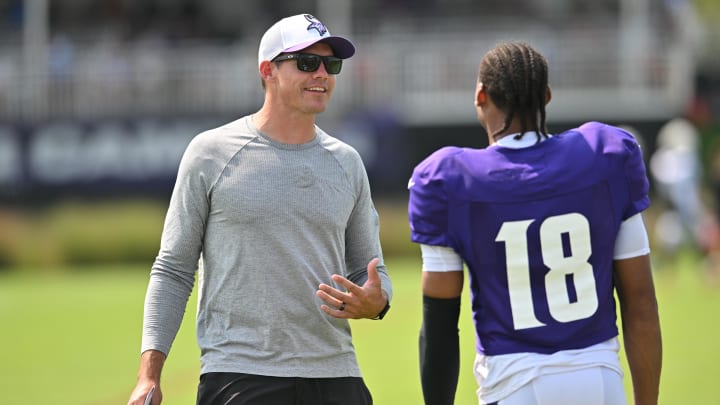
[0, 23, 695, 125]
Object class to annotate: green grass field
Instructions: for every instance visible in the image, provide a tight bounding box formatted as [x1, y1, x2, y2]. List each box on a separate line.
[1, 252, 719, 404]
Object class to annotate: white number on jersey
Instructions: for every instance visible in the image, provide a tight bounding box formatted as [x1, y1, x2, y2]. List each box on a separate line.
[495, 213, 599, 330]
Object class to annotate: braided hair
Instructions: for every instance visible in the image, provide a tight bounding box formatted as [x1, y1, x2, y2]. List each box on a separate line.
[478, 41, 550, 142]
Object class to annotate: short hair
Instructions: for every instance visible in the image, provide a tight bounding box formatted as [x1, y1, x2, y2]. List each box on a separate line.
[478, 41, 550, 142]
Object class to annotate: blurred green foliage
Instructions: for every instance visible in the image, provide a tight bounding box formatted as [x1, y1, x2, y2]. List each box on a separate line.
[0, 199, 167, 270]
[696, 0, 720, 15]
[0, 198, 417, 271]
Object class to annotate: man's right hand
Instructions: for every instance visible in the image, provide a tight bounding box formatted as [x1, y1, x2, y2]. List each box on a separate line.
[128, 381, 161, 405]
[128, 350, 166, 404]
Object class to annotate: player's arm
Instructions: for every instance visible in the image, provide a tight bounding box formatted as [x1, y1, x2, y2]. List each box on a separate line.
[614, 254, 661, 405]
[613, 214, 662, 405]
[419, 245, 464, 405]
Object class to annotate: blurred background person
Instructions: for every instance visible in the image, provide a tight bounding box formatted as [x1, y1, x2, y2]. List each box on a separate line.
[649, 117, 708, 256]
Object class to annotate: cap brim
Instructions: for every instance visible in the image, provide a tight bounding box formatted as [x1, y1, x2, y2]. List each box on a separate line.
[284, 36, 355, 59]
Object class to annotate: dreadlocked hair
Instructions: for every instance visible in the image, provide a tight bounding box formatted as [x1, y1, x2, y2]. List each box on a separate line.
[478, 41, 550, 143]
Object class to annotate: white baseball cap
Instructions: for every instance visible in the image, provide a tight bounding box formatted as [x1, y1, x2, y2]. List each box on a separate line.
[258, 14, 355, 68]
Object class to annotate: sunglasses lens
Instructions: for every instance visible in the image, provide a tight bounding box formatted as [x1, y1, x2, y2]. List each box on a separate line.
[324, 58, 342, 74]
[297, 55, 322, 72]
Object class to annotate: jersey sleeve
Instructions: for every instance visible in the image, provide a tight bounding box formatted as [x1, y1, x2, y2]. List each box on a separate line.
[619, 128, 651, 219]
[408, 148, 459, 248]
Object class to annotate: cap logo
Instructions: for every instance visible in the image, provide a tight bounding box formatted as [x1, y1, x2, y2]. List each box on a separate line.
[304, 14, 327, 36]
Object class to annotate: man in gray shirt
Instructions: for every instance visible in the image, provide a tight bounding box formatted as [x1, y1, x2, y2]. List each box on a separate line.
[127, 13, 392, 405]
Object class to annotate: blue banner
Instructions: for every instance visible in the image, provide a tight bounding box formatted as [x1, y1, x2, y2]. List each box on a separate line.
[0, 117, 223, 201]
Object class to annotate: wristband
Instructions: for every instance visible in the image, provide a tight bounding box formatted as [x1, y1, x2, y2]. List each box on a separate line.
[372, 299, 391, 320]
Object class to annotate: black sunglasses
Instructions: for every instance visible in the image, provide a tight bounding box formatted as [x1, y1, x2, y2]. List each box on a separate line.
[272, 53, 343, 74]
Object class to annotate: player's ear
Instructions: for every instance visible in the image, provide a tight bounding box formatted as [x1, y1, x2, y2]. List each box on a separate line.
[475, 82, 487, 106]
[545, 85, 552, 106]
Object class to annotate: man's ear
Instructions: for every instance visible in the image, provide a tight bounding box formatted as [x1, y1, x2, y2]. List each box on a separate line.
[259, 60, 274, 81]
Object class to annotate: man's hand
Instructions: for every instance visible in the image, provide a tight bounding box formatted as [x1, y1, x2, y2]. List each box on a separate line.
[128, 382, 161, 405]
[128, 350, 166, 405]
[317, 258, 387, 319]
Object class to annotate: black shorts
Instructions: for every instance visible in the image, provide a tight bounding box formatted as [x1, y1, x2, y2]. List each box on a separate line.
[197, 372, 373, 405]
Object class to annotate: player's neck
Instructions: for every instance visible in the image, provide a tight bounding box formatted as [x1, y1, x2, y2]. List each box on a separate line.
[489, 123, 525, 143]
[482, 105, 525, 144]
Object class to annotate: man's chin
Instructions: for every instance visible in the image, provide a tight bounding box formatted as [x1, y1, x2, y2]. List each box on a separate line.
[308, 105, 328, 114]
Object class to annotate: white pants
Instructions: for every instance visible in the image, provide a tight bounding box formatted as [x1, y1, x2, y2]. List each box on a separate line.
[483, 367, 626, 405]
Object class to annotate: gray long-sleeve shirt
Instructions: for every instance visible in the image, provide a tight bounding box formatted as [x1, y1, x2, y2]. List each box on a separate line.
[141, 115, 392, 378]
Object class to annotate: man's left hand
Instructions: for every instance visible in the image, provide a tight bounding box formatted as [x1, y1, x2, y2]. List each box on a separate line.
[316, 258, 387, 319]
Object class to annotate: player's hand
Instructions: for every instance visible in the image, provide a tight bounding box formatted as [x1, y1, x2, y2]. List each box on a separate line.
[128, 381, 161, 405]
[317, 258, 387, 319]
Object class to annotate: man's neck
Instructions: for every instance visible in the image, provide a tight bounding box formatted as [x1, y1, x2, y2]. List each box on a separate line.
[253, 107, 317, 144]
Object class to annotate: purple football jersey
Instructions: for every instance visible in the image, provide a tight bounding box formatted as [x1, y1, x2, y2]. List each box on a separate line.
[408, 122, 650, 356]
